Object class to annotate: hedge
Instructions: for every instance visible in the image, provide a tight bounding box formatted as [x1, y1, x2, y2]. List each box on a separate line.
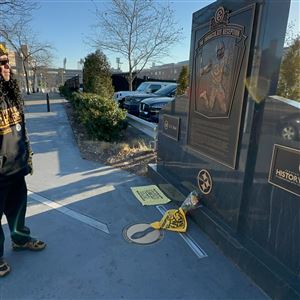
[70, 92, 127, 142]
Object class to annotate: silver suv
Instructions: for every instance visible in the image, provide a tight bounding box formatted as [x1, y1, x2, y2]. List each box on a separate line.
[113, 81, 173, 108]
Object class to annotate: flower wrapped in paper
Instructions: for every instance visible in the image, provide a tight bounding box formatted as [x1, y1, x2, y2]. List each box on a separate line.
[180, 191, 200, 213]
[150, 191, 200, 233]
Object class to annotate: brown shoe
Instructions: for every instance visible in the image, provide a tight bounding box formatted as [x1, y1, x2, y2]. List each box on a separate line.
[0, 259, 10, 277]
[12, 238, 46, 251]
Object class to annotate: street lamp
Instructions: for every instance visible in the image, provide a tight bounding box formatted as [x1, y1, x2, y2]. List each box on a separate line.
[61, 69, 65, 85]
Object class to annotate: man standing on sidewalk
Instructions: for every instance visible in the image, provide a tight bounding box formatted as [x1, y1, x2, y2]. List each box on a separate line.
[0, 44, 46, 277]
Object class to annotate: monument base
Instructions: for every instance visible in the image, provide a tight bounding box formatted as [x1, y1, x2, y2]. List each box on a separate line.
[148, 163, 300, 299]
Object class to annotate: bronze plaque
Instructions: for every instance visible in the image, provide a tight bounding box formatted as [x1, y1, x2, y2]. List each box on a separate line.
[268, 144, 300, 197]
[188, 5, 256, 168]
[162, 115, 180, 141]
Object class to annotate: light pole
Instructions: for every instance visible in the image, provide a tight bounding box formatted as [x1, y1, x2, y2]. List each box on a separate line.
[61, 69, 65, 85]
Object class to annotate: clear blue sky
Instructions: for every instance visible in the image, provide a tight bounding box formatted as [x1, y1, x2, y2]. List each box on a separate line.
[31, 0, 299, 70]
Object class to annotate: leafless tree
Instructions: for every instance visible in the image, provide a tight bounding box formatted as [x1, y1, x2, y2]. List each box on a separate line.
[284, 21, 299, 47]
[0, 1, 37, 29]
[0, 19, 54, 94]
[30, 49, 54, 92]
[90, 0, 182, 90]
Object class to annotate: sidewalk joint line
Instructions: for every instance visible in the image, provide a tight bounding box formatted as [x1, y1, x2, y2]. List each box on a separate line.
[156, 205, 208, 259]
[28, 190, 110, 234]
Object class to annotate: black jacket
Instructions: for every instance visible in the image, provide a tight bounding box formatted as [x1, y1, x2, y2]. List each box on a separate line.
[0, 81, 30, 184]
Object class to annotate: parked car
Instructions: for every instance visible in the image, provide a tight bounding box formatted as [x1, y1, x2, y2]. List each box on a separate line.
[277, 113, 300, 141]
[124, 83, 177, 116]
[139, 97, 175, 123]
[113, 81, 172, 108]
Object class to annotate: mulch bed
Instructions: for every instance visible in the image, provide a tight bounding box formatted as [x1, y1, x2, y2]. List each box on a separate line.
[64, 101, 157, 176]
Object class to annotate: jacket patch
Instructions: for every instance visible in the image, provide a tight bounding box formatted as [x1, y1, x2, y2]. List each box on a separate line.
[0, 106, 22, 135]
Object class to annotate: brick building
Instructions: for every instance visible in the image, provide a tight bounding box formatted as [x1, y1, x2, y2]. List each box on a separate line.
[138, 60, 189, 81]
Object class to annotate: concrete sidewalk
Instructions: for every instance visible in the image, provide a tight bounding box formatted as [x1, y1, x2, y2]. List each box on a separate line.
[0, 93, 267, 299]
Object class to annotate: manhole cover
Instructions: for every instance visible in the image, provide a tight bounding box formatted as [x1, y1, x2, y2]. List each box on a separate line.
[123, 223, 163, 245]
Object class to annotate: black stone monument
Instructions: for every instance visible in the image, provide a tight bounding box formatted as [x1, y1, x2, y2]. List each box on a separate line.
[148, 0, 300, 298]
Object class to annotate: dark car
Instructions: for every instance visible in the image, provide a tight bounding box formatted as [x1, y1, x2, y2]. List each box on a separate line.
[113, 81, 171, 108]
[139, 97, 175, 123]
[124, 83, 177, 116]
[277, 112, 300, 141]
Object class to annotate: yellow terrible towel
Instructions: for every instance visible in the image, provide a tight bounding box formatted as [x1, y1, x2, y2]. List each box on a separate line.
[151, 208, 187, 232]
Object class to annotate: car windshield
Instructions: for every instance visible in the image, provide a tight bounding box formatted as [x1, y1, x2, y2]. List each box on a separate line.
[136, 82, 149, 92]
[154, 84, 176, 96]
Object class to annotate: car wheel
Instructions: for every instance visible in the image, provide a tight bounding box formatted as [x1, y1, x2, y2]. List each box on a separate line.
[281, 125, 297, 140]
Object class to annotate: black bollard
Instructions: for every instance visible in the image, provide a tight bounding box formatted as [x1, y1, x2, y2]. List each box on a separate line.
[46, 93, 50, 112]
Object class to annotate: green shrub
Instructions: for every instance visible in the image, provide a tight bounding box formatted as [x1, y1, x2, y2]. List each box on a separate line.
[59, 85, 74, 100]
[176, 65, 189, 95]
[83, 50, 114, 98]
[277, 36, 300, 101]
[71, 92, 127, 142]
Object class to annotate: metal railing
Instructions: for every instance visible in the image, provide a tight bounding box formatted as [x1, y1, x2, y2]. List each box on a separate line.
[126, 113, 158, 139]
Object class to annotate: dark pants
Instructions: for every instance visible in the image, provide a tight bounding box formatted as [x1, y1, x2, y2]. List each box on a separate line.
[0, 176, 31, 258]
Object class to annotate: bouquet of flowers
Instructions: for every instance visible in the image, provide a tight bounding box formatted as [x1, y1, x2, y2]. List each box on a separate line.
[180, 190, 201, 213]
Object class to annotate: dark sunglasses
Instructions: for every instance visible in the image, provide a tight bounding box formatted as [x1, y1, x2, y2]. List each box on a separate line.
[0, 59, 9, 66]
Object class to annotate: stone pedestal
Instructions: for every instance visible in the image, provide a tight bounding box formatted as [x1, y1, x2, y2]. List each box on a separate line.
[148, 1, 300, 298]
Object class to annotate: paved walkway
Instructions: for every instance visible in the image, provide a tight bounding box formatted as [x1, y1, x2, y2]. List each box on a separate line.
[0, 93, 267, 299]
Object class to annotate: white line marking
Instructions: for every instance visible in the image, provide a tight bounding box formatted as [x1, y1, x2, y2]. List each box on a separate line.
[28, 191, 110, 234]
[156, 205, 207, 259]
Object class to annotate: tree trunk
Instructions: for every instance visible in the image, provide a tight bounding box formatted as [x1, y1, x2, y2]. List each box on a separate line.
[32, 70, 36, 93]
[128, 70, 133, 91]
[24, 69, 30, 95]
[22, 61, 30, 95]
